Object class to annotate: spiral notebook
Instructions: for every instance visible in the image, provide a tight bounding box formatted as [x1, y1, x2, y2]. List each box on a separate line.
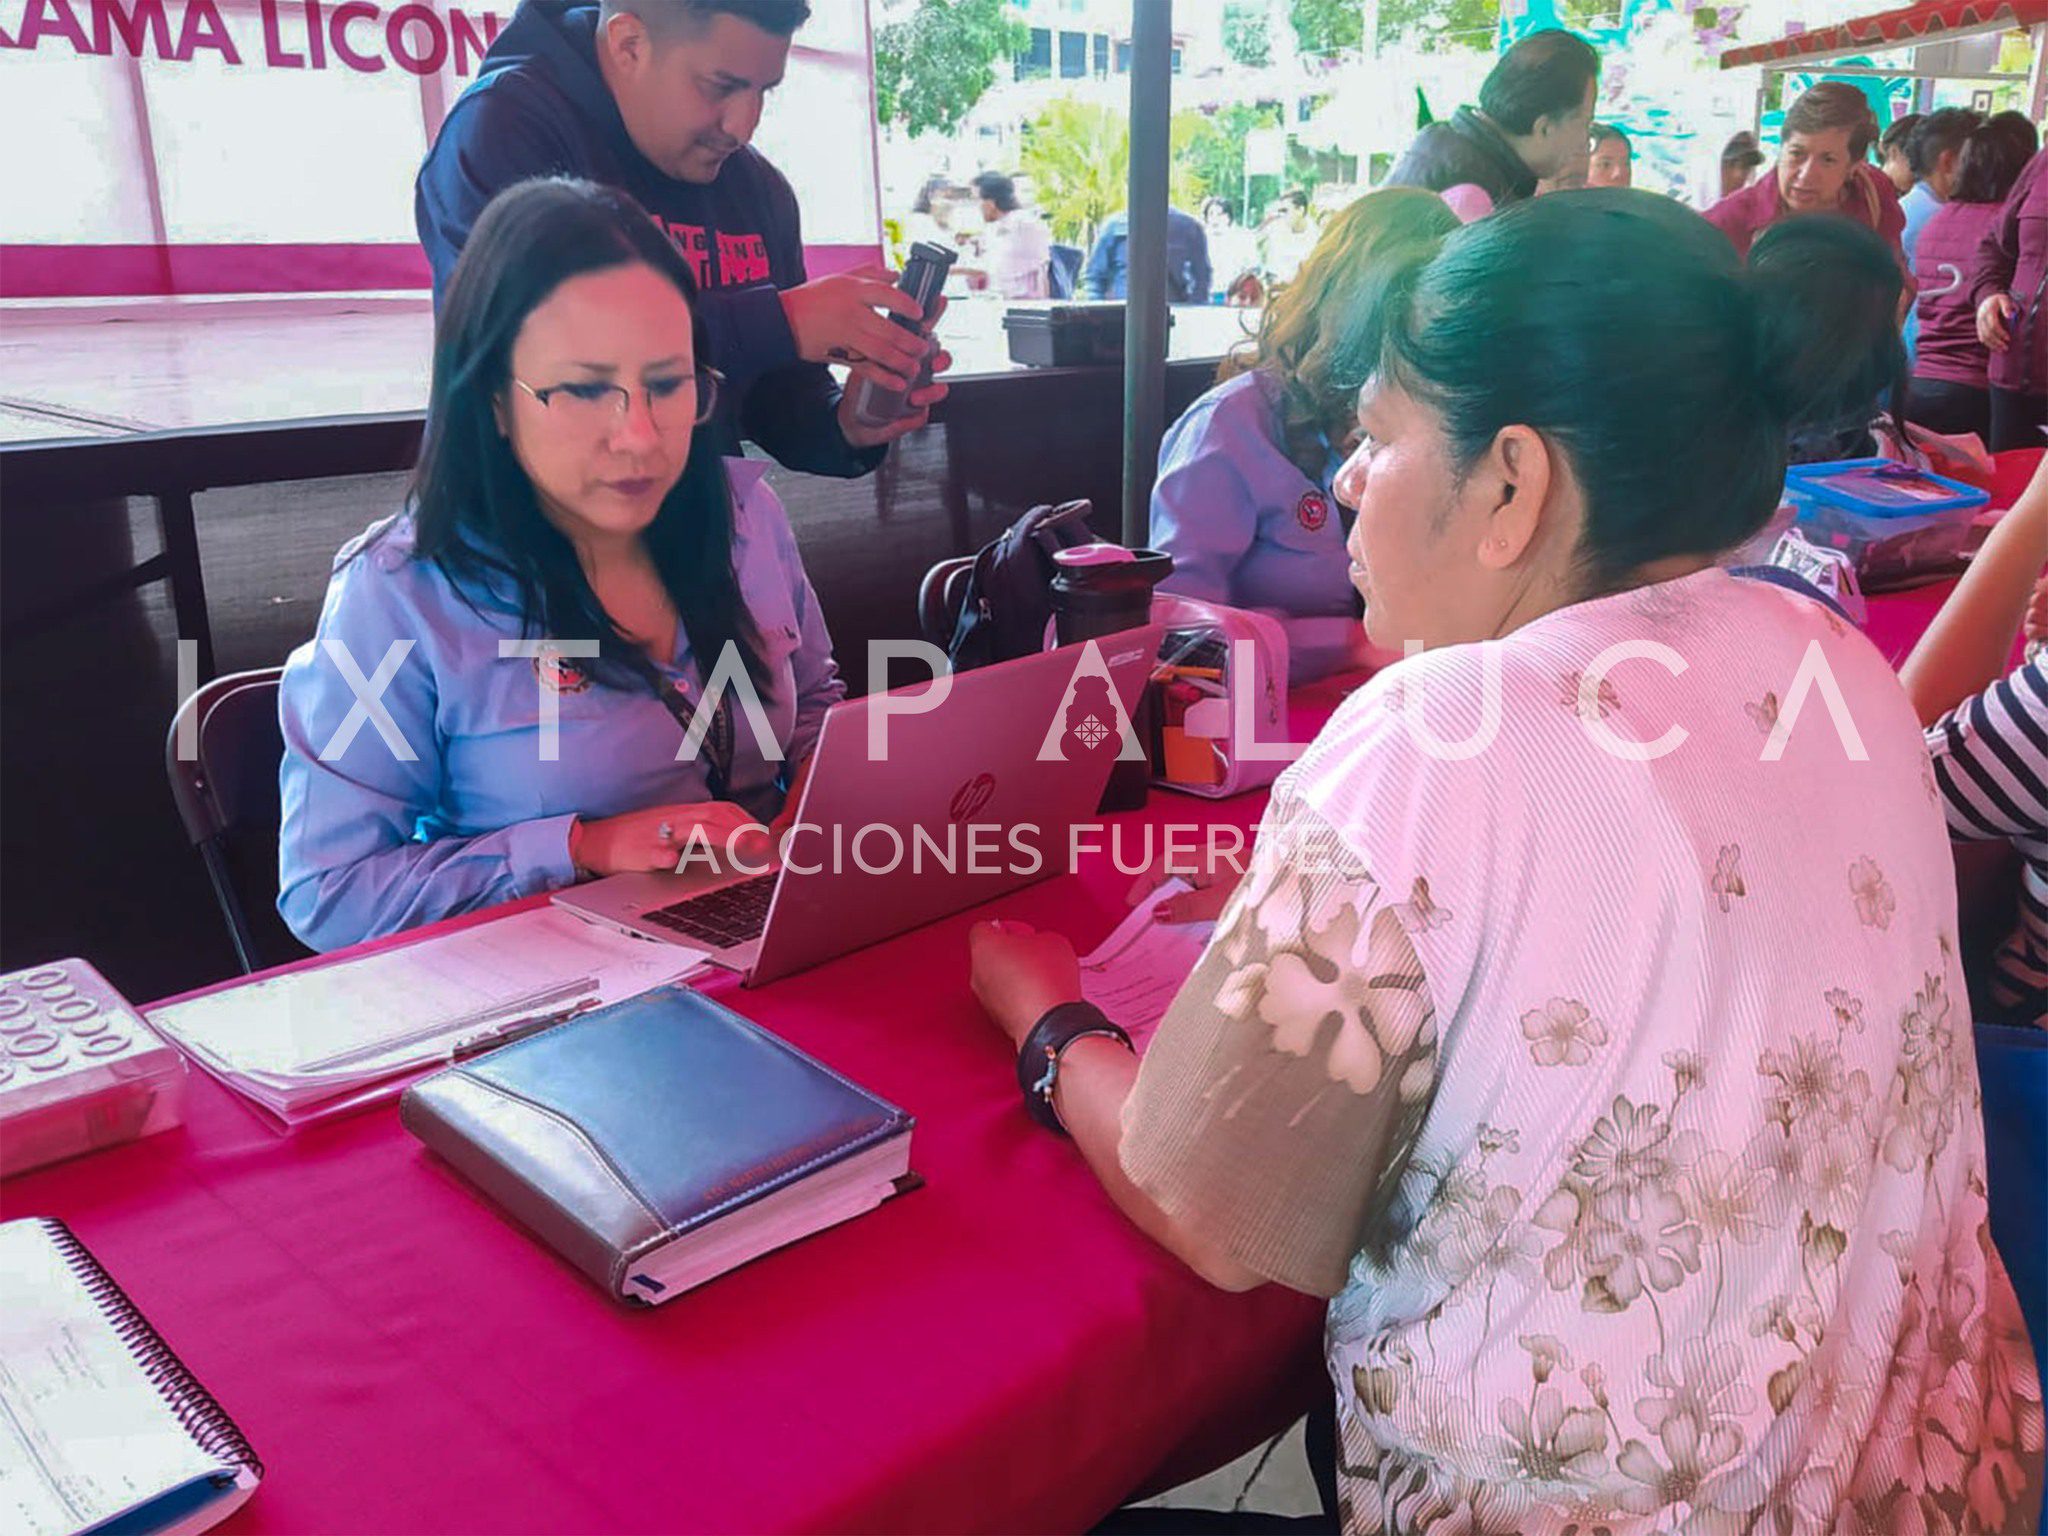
[0, 1218, 261, 1536]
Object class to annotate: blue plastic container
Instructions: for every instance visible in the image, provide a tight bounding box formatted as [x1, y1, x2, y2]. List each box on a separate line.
[1784, 458, 1990, 585]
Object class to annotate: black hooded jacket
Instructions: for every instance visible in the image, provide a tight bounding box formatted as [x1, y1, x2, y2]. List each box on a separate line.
[1384, 107, 1539, 209]
[415, 0, 879, 478]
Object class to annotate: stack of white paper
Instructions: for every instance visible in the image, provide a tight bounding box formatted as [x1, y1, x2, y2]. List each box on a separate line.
[148, 909, 706, 1129]
[1078, 880, 1215, 1051]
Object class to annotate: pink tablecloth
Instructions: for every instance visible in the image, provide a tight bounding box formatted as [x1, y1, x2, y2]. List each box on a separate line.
[15, 475, 2030, 1535]
[0, 699, 1356, 1536]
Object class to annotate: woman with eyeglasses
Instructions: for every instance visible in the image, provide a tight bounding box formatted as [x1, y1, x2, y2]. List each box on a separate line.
[277, 177, 844, 953]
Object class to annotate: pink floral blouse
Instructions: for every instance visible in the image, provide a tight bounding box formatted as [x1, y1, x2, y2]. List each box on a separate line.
[1121, 568, 2043, 1534]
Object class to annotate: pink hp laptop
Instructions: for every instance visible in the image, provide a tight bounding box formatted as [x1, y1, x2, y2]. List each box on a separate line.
[552, 632, 1160, 986]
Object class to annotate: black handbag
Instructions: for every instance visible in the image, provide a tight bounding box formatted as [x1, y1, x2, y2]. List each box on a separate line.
[943, 499, 1100, 671]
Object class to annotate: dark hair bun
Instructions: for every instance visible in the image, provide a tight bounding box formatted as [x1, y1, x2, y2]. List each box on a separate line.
[1380, 190, 1903, 584]
[1745, 215, 1904, 437]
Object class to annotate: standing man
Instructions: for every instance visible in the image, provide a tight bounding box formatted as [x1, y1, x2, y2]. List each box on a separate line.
[968, 172, 1051, 300]
[416, 0, 942, 478]
[1083, 206, 1211, 304]
[1587, 123, 1632, 188]
[1385, 30, 1600, 216]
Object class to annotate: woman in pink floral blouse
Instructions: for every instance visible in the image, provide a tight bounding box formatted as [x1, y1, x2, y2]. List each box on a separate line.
[972, 194, 2043, 1534]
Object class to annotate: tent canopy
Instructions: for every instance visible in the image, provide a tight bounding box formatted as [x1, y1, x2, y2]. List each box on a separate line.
[1719, 0, 2048, 70]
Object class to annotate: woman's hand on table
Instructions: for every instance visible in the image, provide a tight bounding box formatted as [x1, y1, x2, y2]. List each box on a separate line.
[569, 801, 763, 879]
[967, 921, 1083, 1046]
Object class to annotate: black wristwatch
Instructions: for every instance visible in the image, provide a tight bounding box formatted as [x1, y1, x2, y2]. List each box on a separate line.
[1017, 1003, 1134, 1136]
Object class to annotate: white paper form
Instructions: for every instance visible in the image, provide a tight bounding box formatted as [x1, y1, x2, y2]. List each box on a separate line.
[0, 1222, 229, 1536]
[1077, 880, 1216, 1051]
[148, 908, 705, 1083]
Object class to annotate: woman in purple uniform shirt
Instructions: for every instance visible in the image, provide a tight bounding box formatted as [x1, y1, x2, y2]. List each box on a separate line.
[1148, 189, 1458, 680]
[277, 178, 849, 952]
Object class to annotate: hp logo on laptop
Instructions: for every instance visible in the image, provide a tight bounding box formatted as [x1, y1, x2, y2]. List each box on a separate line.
[949, 774, 996, 823]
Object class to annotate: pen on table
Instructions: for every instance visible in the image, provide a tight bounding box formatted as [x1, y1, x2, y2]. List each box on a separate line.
[449, 998, 601, 1062]
[295, 975, 601, 1074]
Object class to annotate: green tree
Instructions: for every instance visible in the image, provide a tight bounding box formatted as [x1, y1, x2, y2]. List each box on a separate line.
[1289, 0, 1363, 55]
[873, 0, 1028, 138]
[1020, 100, 1129, 246]
[1020, 102, 1210, 246]
[1378, 0, 1500, 50]
[1295, 0, 1500, 53]
[1224, 2, 1273, 68]
[1173, 103, 1286, 224]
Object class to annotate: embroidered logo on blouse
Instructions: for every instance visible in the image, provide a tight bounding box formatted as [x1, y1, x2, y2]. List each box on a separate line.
[1296, 491, 1331, 533]
[532, 649, 592, 695]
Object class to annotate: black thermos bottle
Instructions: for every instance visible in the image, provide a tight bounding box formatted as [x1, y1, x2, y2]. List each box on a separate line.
[1051, 544, 1174, 813]
[849, 241, 956, 430]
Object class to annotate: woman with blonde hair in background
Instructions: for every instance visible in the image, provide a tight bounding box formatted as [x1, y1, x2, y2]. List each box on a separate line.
[1149, 188, 1459, 679]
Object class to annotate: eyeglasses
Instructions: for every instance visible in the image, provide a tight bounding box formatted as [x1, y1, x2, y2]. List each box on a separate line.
[512, 366, 722, 430]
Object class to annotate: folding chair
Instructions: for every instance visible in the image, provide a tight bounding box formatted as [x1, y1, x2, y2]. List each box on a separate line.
[164, 667, 306, 974]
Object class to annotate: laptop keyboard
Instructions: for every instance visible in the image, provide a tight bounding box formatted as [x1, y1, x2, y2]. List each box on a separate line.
[642, 874, 776, 948]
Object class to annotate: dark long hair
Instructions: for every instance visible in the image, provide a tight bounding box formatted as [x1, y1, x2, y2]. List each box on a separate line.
[1382, 190, 1903, 591]
[1953, 121, 2031, 205]
[1218, 188, 1458, 478]
[410, 176, 762, 691]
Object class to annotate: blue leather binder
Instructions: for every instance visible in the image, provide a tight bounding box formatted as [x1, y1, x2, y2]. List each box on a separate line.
[400, 985, 916, 1303]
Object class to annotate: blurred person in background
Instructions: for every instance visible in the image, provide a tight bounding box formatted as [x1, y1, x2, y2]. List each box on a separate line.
[1385, 28, 1601, 216]
[1705, 83, 1907, 280]
[1084, 205, 1211, 304]
[904, 174, 963, 254]
[1257, 190, 1319, 287]
[1202, 197, 1260, 304]
[1972, 142, 2048, 448]
[1150, 189, 1459, 680]
[1902, 108, 1982, 264]
[967, 171, 1050, 300]
[1716, 129, 1766, 201]
[1909, 121, 2031, 440]
[1899, 108, 1983, 360]
[1881, 111, 1925, 195]
[1587, 122, 1632, 188]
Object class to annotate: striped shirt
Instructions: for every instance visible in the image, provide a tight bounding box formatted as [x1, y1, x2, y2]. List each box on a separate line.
[1926, 653, 2048, 1022]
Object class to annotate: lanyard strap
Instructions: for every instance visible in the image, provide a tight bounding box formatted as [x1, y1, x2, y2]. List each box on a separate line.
[653, 677, 736, 802]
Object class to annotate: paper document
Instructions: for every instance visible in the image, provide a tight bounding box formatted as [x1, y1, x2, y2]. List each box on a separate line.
[148, 908, 706, 1126]
[0, 1223, 229, 1536]
[1078, 880, 1215, 1051]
